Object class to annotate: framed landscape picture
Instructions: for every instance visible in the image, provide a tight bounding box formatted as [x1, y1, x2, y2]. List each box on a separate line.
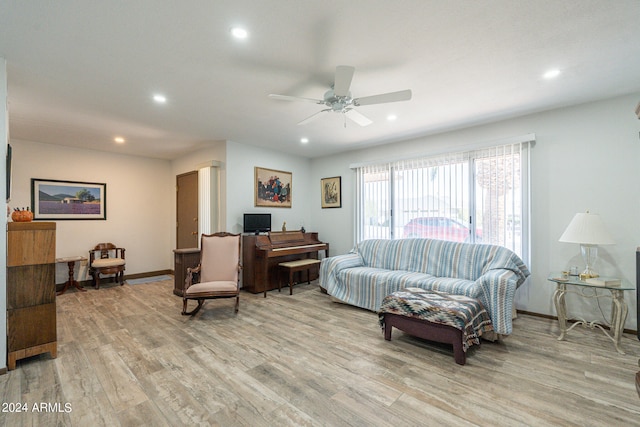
[321, 176, 342, 208]
[255, 167, 292, 208]
[31, 178, 106, 220]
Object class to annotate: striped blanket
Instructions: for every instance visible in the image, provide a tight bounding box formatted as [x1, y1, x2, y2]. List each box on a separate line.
[379, 288, 493, 351]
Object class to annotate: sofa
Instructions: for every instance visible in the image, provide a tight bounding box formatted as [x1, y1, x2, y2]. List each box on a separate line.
[319, 238, 530, 335]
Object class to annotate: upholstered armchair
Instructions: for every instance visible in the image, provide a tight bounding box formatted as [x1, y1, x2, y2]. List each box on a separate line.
[182, 232, 241, 316]
[89, 243, 126, 289]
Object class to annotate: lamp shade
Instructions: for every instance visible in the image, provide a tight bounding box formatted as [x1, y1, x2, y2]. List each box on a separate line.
[559, 212, 615, 245]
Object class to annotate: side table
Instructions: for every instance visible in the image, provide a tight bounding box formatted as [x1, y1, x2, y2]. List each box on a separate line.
[548, 273, 633, 354]
[173, 248, 200, 296]
[57, 256, 87, 295]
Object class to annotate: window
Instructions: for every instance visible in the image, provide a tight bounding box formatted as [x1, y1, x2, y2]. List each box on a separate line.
[355, 140, 530, 262]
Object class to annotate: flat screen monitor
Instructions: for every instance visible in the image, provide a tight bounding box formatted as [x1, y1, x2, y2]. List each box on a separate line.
[243, 213, 271, 234]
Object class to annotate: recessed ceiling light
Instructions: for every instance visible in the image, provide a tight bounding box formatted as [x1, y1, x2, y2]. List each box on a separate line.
[387, 114, 398, 121]
[114, 137, 125, 144]
[153, 94, 167, 104]
[230, 27, 248, 39]
[543, 69, 561, 79]
[300, 137, 309, 144]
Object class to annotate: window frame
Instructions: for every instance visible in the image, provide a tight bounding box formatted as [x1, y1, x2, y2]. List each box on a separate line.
[355, 140, 531, 264]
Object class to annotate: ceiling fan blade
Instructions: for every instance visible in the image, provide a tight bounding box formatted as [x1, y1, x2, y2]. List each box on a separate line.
[333, 66, 355, 97]
[353, 89, 412, 106]
[268, 94, 324, 104]
[297, 109, 330, 125]
[344, 108, 373, 127]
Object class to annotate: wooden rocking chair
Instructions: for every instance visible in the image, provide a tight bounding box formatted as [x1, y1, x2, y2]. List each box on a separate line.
[182, 232, 241, 316]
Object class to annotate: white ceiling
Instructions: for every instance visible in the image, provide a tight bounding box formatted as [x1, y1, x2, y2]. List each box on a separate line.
[1, 1, 640, 160]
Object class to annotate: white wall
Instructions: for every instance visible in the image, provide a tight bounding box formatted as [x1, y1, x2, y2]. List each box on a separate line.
[1, 57, 8, 370]
[225, 140, 313, 234]
[9, 139, 173, 283]
[311, 93, 640, 331]
[308, 163, 355, 257]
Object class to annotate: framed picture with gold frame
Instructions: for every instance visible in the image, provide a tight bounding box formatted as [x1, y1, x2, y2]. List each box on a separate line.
[321, 176, 341, 208]
[255, 167, 292, 208]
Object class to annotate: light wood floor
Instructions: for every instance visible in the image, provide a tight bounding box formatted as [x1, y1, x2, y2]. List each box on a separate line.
[1, 277, 639, 426]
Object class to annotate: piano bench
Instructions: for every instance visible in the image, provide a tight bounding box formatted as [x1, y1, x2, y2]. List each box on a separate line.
[275, 259, 322, 297]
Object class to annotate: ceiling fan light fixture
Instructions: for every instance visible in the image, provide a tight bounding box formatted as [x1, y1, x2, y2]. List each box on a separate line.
[300, 137, 309, 144]
[270, 65, 411, 127]
[114, 136, 125, 144]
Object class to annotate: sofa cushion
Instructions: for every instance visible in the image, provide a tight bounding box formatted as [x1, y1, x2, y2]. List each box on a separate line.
[415, 275, 479, 298]
[337, 267, 479, 311]
[356, 239, 423, 271]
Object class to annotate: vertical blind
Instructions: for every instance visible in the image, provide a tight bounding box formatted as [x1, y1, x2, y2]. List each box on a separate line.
[355, 141, 530, 262]
[355, 163, 391, 240]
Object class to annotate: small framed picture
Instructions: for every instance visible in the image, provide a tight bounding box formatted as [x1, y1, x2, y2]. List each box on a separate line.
[321, 176, 341, 208]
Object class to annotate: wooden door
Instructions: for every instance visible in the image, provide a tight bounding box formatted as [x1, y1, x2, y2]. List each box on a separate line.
[176, 171, 198, 249]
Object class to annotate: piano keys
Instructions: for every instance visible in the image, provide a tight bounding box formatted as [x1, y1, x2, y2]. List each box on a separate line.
[242, 231, 329, 294]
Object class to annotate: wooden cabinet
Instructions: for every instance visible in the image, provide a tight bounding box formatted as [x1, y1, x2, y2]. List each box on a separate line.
[173, 248, 200, 296]
[7, 222, 57, 370]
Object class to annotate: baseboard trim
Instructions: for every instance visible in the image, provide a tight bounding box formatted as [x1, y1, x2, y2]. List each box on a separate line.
[124, 270, 173, 281]
[56, 269, 173, 291]
[516, 309, 638, 336]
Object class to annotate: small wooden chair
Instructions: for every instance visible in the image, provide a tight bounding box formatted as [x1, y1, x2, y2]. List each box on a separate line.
[89, 243, 126, 289]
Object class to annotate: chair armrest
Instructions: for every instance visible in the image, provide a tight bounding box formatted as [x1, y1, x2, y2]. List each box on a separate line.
[475, 269, 522, 335]
[185, 264, 202, 291]
[319, 253, 364, 291]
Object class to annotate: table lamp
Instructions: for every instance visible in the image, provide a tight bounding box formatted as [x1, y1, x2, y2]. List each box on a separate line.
[559, 211, 614, 278]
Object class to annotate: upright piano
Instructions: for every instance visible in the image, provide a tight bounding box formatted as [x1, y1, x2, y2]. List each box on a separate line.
[242, 231, 329, 294]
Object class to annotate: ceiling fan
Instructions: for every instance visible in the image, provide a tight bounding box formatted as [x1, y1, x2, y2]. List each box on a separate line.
[268, 65, 412, 127]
